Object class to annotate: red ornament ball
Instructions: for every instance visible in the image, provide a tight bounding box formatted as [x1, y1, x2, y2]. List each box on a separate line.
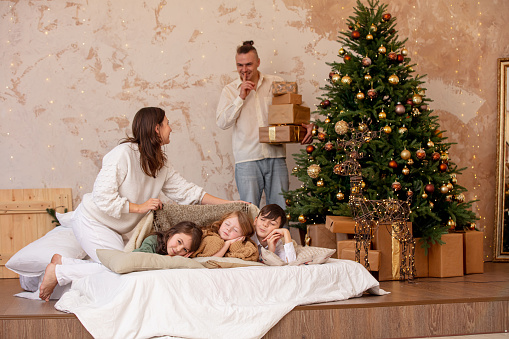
[425, 184, 435, 194]
[389, 160, 398, 169]
[367, 89, 377, 99]
[432, 152, 441, 161]
[382, 13, 392, 21]
[392, 181, 402, 191]
[361, 57, 372, 67]
[344, 55, 351, 62]
[406, 98, 414, 106]
[351, 30, 361, 39]
[397, 54, 404, 63]
[324, 142, 334, 151]
[416, 148, 426, 160]
[306, 145, 315, 154]
[439, 163, 448, 172]
[320, 100, 331, 109]
[317, 132, 327, 142]
[388, 51, 397, 61]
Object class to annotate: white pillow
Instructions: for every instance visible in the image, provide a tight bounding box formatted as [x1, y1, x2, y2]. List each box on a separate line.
[260, 245, 336, 266]
[6, 212, 87, 277]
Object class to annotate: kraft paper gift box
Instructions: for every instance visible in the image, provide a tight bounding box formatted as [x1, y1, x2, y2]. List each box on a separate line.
[325, 215, 357, 234]
[414, 238, 429, 278]
[337, 239, 356, 255]
[272, 93, 303, 105]
[372, 222, 413, 281]
[259, 125, 306, 144]
[268, 104, 311, 125]
[463, 230, 484, 274]
[305, 224, 338, 258]
[428, 233, 464, 278]
[272, 81, 298, 96]
[341, 248, 381, 271]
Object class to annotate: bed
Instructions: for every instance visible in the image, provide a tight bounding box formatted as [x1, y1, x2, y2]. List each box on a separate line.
[7, 202, 387, 339]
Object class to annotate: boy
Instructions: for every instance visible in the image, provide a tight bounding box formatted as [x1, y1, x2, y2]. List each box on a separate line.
[251, 204, 297, 263]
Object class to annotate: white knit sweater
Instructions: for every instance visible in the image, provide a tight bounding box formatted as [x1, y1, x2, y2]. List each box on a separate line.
[80, 143, 205, 234]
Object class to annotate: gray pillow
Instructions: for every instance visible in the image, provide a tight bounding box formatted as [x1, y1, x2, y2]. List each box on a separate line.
[153, 202, 259, 232]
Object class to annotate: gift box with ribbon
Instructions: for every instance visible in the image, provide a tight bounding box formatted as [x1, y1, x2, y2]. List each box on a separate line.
[268, 104, 310, 125]
[272, 81, 298, 96]
[259, 125, 306, 144]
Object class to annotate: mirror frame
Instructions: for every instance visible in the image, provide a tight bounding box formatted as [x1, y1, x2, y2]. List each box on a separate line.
[494, 58, 509, 261]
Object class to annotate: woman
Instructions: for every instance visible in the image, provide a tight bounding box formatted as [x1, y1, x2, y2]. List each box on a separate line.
[39, 107, 234, 300]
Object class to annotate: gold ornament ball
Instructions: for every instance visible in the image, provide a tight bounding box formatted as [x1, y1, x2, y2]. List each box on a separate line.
[333, 164, 343, 175]
[452, 177, 458, 184]
[307, 164, 321, 179]
[311, 128, 317, 136]
[370, 24, 378, 32]
[298, 215, 307, 223]
[402, 166, 410, 175]
[392, 181, 402, 191]
[401, 48, 409, 56]
[440, 185, 449, 194]
[378, 110, 386, 119]
[341, 75, 352, 85]
[366, 34, 373, 40]
[336, 192, 345, 201]
[383, 125, 392, 134]
[286, 213, 291, 220]
[447, 218, 456, 229]
[388, 74, 399, 85]
[417, 87, 426, 96]
[360, 181, 366, 189]
[430, 201, 434, 208]
[441, 152, 449, 162]
[447, 182, 453, 190]
[324, 117, 331, 124]
[338, 48, 346, 56]
[332, 74, 341, 83]
[412, 94, 423, 105]
[292, 166, 299, 174]
[401, 149, 411, 160]
[356, 91, 365, 100]
[378, 45, 386, 54]
[351, 186, 360, 194]
[317, 179, 324, 187]
[455, 193, 465, 203]
[398, 126, 408, 134]
[364, 73, 372, 81]
[335, 120, 349, 135]
[422, 192, 428, 199]
[407, 158, 414, 165]
[358, 123, 368, 132]
[427, 140, 434, 148]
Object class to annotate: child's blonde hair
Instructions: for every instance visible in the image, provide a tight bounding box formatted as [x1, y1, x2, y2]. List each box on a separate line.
[209, 210, 254, 238]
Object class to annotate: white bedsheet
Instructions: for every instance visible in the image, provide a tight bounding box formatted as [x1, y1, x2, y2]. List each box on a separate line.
[55, 259, 387, 339]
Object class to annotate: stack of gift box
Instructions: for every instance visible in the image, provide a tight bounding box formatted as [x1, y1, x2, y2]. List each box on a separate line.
[324, 215, 484, 281]
[259, 81, 311, 144]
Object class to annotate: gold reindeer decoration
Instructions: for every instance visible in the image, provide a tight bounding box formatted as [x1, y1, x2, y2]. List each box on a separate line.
[335, 120, 415, 281]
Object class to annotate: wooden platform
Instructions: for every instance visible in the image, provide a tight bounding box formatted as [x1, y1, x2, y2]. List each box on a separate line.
[1, 263, 508, 339]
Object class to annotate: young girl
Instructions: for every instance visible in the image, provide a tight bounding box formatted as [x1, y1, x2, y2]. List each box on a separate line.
[39, 221, 202, 301]
[133, 221, 203, 257]
[191, 210, 258, 261]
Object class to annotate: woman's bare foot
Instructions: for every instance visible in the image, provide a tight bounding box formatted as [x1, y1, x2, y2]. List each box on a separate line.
[39, 263, 58, 302]
[51, 253, 62, 265]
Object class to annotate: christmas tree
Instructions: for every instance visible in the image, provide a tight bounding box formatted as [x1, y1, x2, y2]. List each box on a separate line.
[283, 0, 478, 245]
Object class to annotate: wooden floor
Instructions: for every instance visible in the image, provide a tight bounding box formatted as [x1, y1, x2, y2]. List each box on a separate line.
[1, 262, 508, 339]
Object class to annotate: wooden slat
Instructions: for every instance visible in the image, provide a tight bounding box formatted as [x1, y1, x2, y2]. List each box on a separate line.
[0, 201, 54, 215]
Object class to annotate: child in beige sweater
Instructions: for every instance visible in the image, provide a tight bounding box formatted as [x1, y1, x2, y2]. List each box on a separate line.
[192, 210, 258, 261]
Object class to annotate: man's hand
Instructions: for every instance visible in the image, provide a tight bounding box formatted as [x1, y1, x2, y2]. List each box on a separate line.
[239, 73, 256, 100]
[301, 123, 315, 144]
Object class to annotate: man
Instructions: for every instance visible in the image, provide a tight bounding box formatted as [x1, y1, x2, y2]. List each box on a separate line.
[216, 41, 313, 210]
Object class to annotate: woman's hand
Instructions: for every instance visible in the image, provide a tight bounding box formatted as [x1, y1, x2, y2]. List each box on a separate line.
[129, 198, 163, 214]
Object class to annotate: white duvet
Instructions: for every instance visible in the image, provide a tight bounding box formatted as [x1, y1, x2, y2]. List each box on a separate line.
[55, 259, 386, 339]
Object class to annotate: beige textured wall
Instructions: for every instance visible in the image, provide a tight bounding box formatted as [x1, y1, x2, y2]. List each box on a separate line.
[1, 0, 509, 259]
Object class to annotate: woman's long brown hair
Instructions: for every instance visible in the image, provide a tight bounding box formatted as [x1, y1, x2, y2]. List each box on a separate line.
[121, 107, 167, 178]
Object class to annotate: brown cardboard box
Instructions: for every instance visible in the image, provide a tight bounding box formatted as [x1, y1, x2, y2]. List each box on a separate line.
[428, 233, 464, 278]
[463, 231, 484, 274]
[306, 224, 337, 258]
[272, 81, 298, 96]
[325, 215, 356, 234]
[414, 238, 429, 278]
[259, 125, 306, 144]
[337, 239, 356, 254]
[268, 104, 310, 125]
[272, 93, 302, 105]
[289, 226, 306, 246]
[372, 222, 413, 281]
[341, 248, 381, 271]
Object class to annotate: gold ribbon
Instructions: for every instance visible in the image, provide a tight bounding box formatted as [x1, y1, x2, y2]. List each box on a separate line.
[391, 224, 401, 280]
[269, 126, 276, 142]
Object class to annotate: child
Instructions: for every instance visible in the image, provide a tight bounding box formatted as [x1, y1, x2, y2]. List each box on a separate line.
[39, 221, 202, 301]
[191, 210, 258, 261]
[133, 221, 203, 257]
[251, 204, 296, 263]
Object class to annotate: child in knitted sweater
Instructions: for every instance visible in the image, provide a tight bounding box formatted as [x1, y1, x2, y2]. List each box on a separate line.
[191, 210, 258, 261]
[133, 221, 203, 257]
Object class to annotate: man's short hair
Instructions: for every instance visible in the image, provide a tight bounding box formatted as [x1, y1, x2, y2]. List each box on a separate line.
[237, 40, 258, 58]
[258, 204, 287, 226]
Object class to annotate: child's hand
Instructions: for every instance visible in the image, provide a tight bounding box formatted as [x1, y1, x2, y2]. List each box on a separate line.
[264, 231, 282, 252]
[226, 236, 245, 246]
